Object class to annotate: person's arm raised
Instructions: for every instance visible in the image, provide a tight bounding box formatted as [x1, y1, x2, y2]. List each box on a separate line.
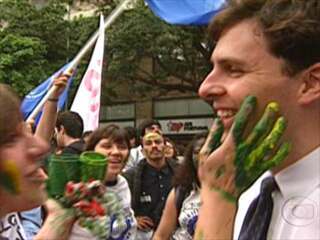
[35, 73, 70, 142]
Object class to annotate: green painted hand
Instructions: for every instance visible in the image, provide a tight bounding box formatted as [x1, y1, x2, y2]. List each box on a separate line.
[198, 96, 291, 203]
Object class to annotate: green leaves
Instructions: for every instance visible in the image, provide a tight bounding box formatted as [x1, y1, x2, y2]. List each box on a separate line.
[0, 0, 68, 96]
[0, 34, 48, 95]
[0, 0, 211, 101]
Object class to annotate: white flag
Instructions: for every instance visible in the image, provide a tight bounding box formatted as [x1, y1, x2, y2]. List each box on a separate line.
[71, 15, 105, 131]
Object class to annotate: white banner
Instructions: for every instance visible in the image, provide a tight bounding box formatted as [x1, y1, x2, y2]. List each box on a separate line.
[71, 15, 105, 131]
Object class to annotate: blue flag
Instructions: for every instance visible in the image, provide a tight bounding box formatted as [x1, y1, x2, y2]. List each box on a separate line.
[145, 0, 226, 25]
[21, 63, 74, 120]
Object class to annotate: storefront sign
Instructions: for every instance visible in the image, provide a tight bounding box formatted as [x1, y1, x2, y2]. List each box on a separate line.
[159, 118, 213, 135]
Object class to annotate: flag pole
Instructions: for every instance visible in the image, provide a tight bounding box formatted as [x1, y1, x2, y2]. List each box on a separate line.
[27, 0, 133, 122]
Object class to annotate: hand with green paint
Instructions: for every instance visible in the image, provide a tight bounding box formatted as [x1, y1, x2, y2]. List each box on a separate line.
[198, 95, 291, 202]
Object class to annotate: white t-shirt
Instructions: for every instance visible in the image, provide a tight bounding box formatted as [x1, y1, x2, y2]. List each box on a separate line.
[172, 189, 200, 240]
[107, 175, 137, 240]
[0, 212, 27, 240]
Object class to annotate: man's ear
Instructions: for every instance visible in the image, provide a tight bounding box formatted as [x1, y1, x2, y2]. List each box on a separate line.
[298, 63, 320, 105]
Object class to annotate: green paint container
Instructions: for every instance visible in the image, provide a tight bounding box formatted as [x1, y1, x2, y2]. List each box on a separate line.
[80, 151, 108, 182]
[47, 154, 81, 198]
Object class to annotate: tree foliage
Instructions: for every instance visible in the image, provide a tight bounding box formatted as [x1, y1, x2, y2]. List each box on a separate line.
[0, 0, 212, 101]
[102, 0, 212, 100]
[0, 0, 97, 97]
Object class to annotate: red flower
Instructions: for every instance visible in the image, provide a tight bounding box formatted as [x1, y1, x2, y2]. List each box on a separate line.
[65, 181, 76, 198]
[90, 199, 105, 216]
[74, 199, 105, 217]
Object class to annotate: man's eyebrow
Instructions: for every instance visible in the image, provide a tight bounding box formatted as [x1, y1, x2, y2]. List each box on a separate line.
[215, 57, 247, 67]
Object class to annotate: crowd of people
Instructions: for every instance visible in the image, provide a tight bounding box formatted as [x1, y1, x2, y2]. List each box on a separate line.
[0, 0, 319, 239]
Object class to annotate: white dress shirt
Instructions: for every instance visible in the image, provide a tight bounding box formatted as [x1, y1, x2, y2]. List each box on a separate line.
[234, 147, 320, 240]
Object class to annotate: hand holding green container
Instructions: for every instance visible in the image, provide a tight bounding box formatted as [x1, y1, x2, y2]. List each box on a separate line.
[47, 154, 81, 198]
[47, 151, 108, 198]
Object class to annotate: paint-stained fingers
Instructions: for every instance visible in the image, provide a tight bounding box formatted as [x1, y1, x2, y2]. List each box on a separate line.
[244, 117, 287, 171]
[231, 95, 257, 146]
[244, 102, 279, 148]
[199, 117, 224, 158]
[258, 142, 291, 172]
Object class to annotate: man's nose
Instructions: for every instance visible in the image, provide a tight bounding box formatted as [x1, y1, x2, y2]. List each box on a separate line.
[110, 145, 121, 154]
[198, 71, 226, 101]
[151, 142, 159, 148]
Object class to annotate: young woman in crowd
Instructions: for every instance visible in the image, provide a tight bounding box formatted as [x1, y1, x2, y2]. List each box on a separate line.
[86, 124, 137, 239]
[164, 137, 179, 163]
[152, 132, 207, 240]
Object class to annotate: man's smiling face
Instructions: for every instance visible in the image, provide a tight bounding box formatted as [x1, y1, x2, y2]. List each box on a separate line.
[198, 19, 300, 137]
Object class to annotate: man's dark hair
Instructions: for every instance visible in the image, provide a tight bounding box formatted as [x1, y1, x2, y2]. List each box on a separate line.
[125, 126, 138, 147]
[56, 111, 84, 138]
[82, 130, 93, 139]
[124, 126, 137, 140]
[138, 119, 162, 138]
[209, 0, 320, 76]
[172, 132, 207, 188]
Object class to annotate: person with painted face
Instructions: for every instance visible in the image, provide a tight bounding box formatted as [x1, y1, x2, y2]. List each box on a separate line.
[123, 132, 176, 240]
[195, 0, 320, 239]
[85, 124, 137, 240]
[153, 133, 207, 240]
[124, 119, 162, 172]
[0, 84, 75, 240]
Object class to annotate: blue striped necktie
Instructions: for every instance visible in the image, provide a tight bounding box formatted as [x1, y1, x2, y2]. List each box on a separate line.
[238, 176, 278, 240]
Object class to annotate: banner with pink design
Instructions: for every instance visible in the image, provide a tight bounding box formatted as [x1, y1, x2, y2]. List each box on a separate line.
[71, 15, 105, 131]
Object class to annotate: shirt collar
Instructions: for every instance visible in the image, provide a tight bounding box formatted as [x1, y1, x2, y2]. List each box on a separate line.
[275, 147, 320, 198]
[145, 161, 170, 175]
